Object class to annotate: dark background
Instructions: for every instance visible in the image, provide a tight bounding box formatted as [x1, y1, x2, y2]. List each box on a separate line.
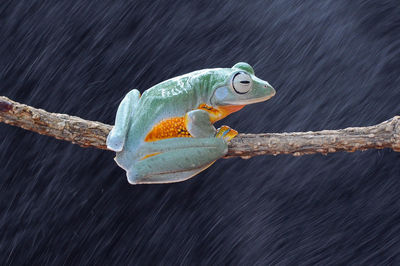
[1, 0, 400, 264]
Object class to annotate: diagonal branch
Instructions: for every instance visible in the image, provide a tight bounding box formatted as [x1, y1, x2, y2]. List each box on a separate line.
[1, 96, 399, 158]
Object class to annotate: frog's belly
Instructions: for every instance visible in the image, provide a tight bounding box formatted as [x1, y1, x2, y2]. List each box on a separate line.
[145, 116, 191, 142]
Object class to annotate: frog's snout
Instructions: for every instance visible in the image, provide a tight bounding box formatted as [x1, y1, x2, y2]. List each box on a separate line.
[266, 84, 276, 97]
[260, 79, 276, 99]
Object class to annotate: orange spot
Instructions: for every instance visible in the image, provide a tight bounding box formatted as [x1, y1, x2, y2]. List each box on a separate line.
[197, 103, 245, 123]
[145, 117, 191, 142]
[141, 152, 160, 160]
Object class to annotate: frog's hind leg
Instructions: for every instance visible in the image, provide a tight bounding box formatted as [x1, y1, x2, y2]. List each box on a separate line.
[128, 164, 212, 185]
[126, 138, 228, 184]
[107, 89, 140, 152]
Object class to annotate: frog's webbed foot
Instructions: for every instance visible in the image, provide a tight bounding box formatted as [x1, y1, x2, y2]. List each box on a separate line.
[107, 89, 140, 152]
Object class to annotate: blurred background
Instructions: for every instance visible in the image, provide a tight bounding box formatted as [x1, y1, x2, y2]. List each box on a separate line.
[1, 0, 400, 264]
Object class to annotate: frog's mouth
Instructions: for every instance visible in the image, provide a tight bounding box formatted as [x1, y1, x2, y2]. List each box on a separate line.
[210, 85, 275, 106]
[219, 93, 275, 105]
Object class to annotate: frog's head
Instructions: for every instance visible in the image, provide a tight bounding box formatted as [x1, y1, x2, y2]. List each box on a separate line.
[210, 62, 275, 106]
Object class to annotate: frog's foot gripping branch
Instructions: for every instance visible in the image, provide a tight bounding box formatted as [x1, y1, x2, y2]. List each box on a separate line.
[216, 125, 238, 141]
[106, 89, 141, 152]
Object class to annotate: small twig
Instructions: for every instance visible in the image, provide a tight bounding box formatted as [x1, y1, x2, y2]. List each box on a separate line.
[1, 96, 399, 158]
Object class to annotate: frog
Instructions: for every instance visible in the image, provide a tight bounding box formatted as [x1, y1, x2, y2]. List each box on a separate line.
[106, 62, 275, 184]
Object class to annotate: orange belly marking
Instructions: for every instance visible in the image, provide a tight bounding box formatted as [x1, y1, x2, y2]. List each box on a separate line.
[145, 117, 191, 142]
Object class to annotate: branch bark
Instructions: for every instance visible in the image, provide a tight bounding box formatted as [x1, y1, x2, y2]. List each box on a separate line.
[1, 96, 399, 158]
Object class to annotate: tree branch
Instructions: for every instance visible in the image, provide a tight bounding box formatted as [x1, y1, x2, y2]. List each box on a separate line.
[1, 96, 399, 158]
[0, 96, 111, 150]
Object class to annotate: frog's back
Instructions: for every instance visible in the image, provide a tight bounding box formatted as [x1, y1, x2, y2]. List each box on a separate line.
[123, 73, 205, 151]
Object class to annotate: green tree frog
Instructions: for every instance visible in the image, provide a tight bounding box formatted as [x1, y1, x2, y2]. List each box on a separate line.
[107, 62, 275, 184]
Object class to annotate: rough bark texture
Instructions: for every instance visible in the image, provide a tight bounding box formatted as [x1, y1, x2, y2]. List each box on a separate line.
[1, 96, 399, 157]
[228, 119, 400, 158]
[0, 96, 111, 150]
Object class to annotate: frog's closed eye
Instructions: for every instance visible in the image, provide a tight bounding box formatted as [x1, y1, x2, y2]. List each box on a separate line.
[232, 72, 252, 94]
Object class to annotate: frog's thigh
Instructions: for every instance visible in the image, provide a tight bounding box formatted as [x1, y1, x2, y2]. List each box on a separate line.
[127, 138, 227, 184]
[107, 89, 140, 152]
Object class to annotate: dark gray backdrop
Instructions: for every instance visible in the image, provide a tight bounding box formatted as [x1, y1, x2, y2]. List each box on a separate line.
[1, 0, 400, 264]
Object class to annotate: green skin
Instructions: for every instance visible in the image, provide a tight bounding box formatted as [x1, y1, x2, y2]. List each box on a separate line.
[107, 62, 275, 184]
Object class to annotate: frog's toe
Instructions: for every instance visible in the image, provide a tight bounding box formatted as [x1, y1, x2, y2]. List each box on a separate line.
[216, 125, 238, 142]
[106, 129, 125, 152]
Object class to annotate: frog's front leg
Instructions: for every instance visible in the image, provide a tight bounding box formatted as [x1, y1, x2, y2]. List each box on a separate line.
[185, 109, 216, 137]
[186, 109, 238, 140]
[127, 110, 238, 184]
[107, 89, 140, 152]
